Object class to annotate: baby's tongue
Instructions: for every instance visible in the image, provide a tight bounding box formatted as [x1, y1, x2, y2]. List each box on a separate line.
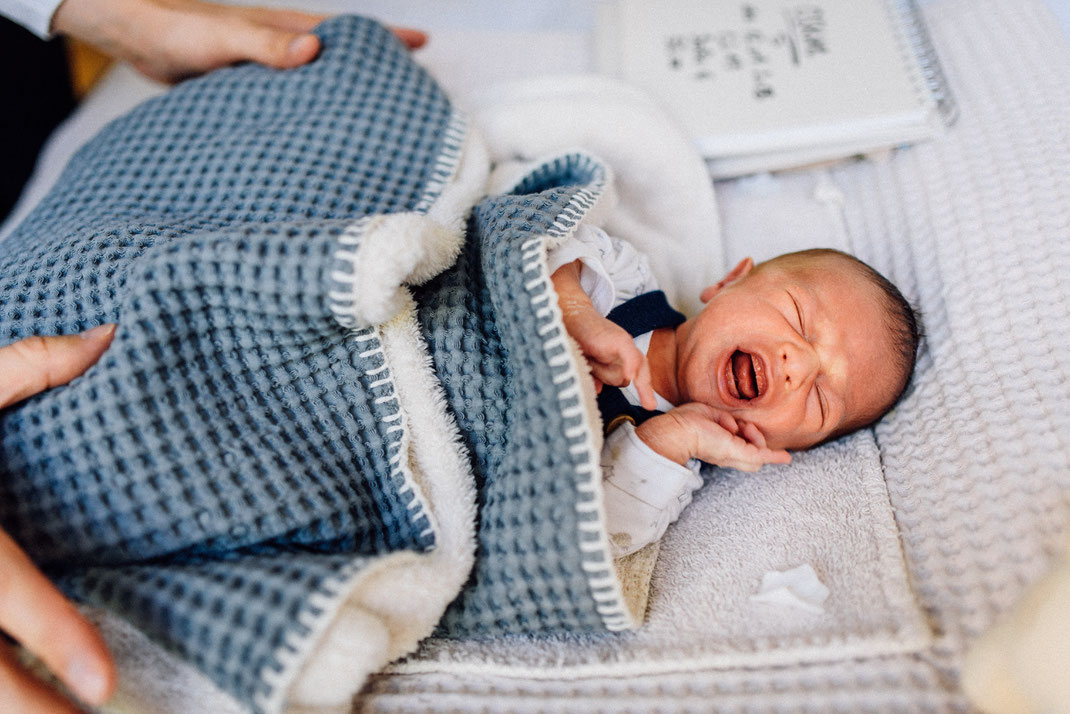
[732, 351, 758, 399]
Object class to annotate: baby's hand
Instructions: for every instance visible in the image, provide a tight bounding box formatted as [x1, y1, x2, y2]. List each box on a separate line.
[636, 402, 791, 472]
[568, 313, 656, 410]
[552, 260, 656, 410]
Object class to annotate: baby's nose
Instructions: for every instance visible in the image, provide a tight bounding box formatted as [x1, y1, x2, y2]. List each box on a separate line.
[778, 341, 819, 392]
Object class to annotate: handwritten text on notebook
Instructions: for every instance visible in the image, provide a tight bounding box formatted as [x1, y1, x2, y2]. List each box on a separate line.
[663, 4, 829, 100]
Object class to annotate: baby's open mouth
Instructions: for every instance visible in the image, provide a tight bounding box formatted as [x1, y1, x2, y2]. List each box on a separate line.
[727, 350, 763, 400]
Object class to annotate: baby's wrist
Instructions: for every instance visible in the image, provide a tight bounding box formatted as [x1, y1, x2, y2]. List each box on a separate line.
[560, 303, 614, 352]
[635, 413, 693, 466]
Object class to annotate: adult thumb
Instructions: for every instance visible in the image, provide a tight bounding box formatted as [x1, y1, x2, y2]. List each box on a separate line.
[211, 18, 321, 71]
[0, 324, 116, 408]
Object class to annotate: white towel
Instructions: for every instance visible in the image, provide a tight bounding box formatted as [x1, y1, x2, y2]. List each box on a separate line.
[392, 431, 930, 677]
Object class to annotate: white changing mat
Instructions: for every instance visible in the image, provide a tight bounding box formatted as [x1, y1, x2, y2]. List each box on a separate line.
[393, 431, 930, 678]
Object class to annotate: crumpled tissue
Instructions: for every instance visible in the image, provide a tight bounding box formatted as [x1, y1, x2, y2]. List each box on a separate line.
[749, 563, 830, 614]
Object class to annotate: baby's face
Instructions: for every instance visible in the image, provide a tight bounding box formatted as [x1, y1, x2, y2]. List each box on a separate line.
[672, 256, 901, 451]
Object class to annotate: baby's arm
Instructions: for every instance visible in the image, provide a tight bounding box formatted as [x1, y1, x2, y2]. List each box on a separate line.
[636, 403, 791, 472]
[551, 260, 656, 410]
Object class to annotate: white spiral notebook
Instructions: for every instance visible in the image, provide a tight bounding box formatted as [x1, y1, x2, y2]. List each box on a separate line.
[595, 0, 957, 178]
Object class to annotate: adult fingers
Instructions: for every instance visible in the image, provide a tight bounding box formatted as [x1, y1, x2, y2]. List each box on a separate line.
[199, 15, 322, 72]
[188, 12, 426, 77]
[230, 5, 327, 33]
[0, 530, 116, 707]
[0, 325, 116, 408]
[389, 26, 429, 49]
[0, 328, 117, 707]
[0, 647, 82, 714]
[231, 4, 428, 48]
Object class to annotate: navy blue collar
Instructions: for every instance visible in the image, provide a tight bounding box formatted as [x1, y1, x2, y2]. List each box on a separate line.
[596, 291, 685, 433]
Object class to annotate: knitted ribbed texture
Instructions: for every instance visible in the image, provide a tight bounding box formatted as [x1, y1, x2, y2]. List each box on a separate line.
[0, 16, 455, 712]
[360, 0, 1070, 710]
[837, 0, 1070, 683]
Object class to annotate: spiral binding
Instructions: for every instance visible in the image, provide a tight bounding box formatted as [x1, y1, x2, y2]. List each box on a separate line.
[893, 0, 959, 126]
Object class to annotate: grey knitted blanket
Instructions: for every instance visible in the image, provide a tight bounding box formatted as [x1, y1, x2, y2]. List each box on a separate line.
[0, 16, 638, 713]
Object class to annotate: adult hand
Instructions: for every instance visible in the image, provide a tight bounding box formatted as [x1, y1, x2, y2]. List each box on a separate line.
[52, 0, 428, 83]
[0, 325, 118, 713]
[636, 402, 792, 472]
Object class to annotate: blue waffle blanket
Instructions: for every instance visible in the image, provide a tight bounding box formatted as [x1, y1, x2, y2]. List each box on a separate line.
[0, 15, 640, 713]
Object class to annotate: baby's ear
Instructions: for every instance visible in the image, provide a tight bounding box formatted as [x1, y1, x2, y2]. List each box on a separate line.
[701, 257, 754, 303]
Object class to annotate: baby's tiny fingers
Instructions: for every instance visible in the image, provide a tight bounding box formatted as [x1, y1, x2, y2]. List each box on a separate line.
[732, 449, 791, 471]
[634, 359, 657, 411]
[713, 411, 740, 435]
[619, 347, 643, 383]
[763, 448, 792, 465]
[739, 421, 766, 448]
[589, 360, 625, 387]
[724, 439, 789, 472]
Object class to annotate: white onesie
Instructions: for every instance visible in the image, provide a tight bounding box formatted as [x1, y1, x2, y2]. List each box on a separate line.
[548, 224, 703, 558]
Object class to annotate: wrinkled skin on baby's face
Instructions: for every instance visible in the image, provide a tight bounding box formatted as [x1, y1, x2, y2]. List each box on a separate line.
[665, 255, 903, 451]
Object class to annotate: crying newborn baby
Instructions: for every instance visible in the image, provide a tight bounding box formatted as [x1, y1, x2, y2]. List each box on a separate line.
[550, 225, 921, 556]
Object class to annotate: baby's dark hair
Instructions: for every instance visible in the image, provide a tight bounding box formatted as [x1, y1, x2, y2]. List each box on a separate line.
[767, 248, 923, 431]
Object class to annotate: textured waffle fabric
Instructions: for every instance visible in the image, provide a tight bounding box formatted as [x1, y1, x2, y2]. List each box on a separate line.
[417, 155, 618, 636]
[0, 13, 638, 713]
[0, 16, 451, 712]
